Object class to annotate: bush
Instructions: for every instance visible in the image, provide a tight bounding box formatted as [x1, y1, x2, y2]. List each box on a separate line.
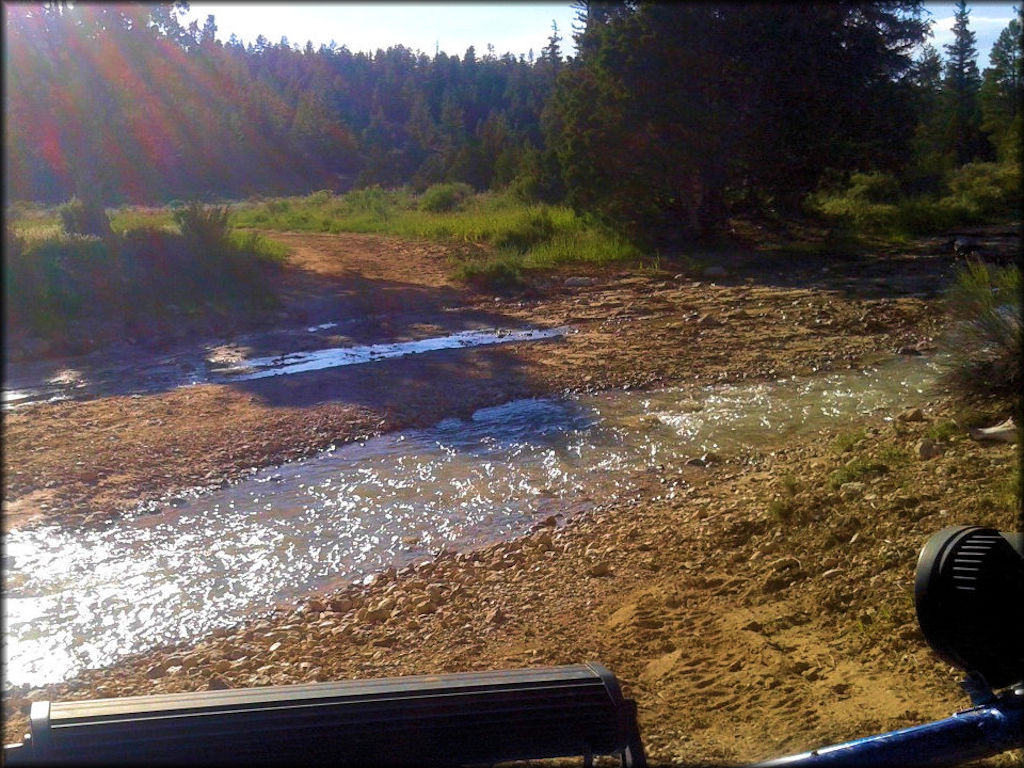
[58, 196, 112, 238]
[419, 182, 474, 212]
[4, 221, 25, 262]
[173, 201, 231, 251]
[846, 171, 901, 204]
[942, 162, 1021, 218]
[452, 255, 524, 292]
[508, 174, 543, 203]
[305, 189, 334, 205]
[4, 235, 118, 331]
[344, 185, 394, 221]
[939, 260, 1022, 398]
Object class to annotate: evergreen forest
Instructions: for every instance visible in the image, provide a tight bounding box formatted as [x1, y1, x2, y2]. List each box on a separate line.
[4, 1, 1022, 245]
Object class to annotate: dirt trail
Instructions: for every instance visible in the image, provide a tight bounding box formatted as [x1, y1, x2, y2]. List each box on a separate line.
[3, 228, 1021, 763]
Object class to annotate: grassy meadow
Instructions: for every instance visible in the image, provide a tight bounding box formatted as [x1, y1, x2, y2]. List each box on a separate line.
[231, 184, 643, 288]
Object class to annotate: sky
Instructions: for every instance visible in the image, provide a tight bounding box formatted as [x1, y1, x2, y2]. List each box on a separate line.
[183, 3, 580, 59]
[181, 3, 1019, 62]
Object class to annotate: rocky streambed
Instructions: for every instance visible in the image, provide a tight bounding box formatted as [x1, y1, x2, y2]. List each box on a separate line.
[3, 228, 1020, 763]
[5, 399, 1018, 764]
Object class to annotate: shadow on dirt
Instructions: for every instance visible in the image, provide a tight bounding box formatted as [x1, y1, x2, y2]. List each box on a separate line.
[232, 342, 557, 414]
[2, 260, 556, 411]
[671, 223, 1020, 300]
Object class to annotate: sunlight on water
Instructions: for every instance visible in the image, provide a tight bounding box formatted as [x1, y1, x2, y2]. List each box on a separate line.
[1, 327, 568, 410]
[3, 356, 941, 687]
[220, 327, 570, 380]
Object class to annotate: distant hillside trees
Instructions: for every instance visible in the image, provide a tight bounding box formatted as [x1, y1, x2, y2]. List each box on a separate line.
[4, 1, 1019, 243]
[5, 2, 556, 204]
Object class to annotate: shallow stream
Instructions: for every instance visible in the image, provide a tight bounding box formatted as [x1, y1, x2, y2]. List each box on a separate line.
[3, 355, 941, 687]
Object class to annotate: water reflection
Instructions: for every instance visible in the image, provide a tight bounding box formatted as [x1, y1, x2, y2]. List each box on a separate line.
[3, 356, 941, 686]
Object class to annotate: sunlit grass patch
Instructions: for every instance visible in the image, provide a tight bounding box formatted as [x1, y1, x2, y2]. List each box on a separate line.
[831, 429, 867, 454]
[11, 220, 63, 243]
[110, 206, 177, 233]
[234, 187, 644, 289]
[828, 456, 891, 489]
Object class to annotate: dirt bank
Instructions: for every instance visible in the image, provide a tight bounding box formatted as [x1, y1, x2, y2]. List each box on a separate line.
[3, 228, 1021, 763]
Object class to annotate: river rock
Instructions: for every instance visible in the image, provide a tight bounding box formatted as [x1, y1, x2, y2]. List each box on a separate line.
[329, 596, 354, 613]
[534, 531, 555, 552]
[425, 584, 445, 603]
[413, 598, 436, 615]
[914, 438, 942, 460]
[897, 407, 925, 422]
[589, 561, 612, 577]
[364, 598, 395, 623]
[564, 276, 597, 287]
[839, 482, 866, 500]
[696, 313, 722, 328]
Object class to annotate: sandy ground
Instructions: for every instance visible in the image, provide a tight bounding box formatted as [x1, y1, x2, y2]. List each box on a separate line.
[3, 227, 1021, 764]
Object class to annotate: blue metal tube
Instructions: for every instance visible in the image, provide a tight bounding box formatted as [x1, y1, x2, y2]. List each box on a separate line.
[753, 691, 1023, 767]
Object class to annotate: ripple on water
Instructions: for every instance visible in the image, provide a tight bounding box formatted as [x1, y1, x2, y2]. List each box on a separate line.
[2, 356, 943, 686]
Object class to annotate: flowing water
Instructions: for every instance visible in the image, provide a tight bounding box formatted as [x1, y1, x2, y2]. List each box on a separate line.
[1, 326, 569, 410]
[3, 355, 942, 688]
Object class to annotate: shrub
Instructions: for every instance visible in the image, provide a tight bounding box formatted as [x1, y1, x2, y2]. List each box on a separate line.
[344, 185, 393, 221]
[939, 260, 1021, 398]
[452, 255, 524, 292]
[508, 174, 543, 203]
[942, 162, 1021, 218]
[306, 189, 334, 205]
[173, 201, 231, 251]
[829, 457, 890, 489]
[5, 235, 118, 330]
[846, 171, 901, 204]
[58, 196, 112, 238]
[4, 221, 25, 262]
[419, 182, 474, 212]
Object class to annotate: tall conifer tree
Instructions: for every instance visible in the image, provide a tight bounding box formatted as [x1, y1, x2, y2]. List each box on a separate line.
[943, 1, 988, 164]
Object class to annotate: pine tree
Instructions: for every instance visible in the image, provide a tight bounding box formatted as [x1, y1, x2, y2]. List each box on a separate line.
[943, 1, 988, 164]
[908, 44, 955, 191]
[979, 6, 1022, 161]
[549, 2, 928, 244]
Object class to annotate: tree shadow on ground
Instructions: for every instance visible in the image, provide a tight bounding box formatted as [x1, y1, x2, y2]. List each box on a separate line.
[666, 222, 1020, 301]
[2, 257, 555, 410]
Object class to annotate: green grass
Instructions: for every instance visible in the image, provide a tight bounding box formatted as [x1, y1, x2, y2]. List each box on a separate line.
[831, 429, 867, 454]
[5, 203, 286, 346]
[829, 456, 891, 490]
[768, 497, 798, 524]
[110, 206, 177, 233]
[232, 187, 643, 288]
[806, 161, 1021, 240]
[926, 420, 960, 442]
